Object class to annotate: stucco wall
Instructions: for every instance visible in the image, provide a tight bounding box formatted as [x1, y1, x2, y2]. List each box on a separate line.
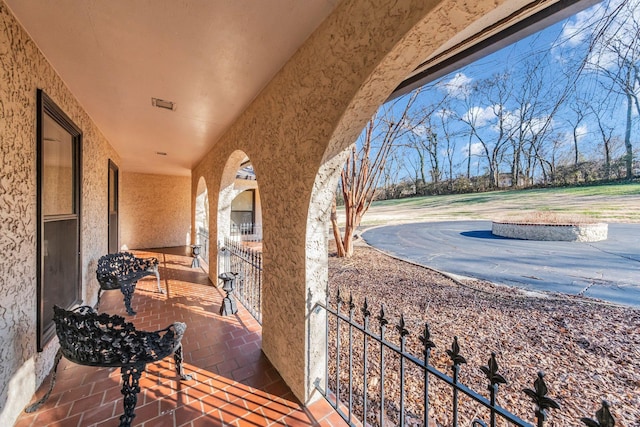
[0, 2, 120, 424]
[192, 0, 508, 402]
[120, 172, 191, 249]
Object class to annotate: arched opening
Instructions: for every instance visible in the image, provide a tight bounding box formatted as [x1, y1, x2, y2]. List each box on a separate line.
[300, 1, 473, 403]
[217, 151, 263, 246]
[303, 1, 633, 424]
[217, 150, 264, 321]
[229, 165, 263, 243]
[188, 0, 600, 408]
[195, 176, 209, 267]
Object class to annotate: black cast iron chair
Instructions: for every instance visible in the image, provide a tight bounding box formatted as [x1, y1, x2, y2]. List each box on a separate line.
[25, 305, 191, 427]
[96, 251, 163, 315]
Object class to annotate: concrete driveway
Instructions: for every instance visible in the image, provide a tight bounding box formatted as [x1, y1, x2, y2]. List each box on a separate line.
[362, 221, 640, 308]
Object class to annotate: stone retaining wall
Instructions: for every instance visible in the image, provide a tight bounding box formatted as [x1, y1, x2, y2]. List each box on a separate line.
[491, 222, 608, 242]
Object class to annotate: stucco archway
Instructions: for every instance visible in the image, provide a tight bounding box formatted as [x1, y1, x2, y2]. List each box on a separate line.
[302, 1, 518, 403]
[217, 150, 264, 245]
[190, 0, 515, 403]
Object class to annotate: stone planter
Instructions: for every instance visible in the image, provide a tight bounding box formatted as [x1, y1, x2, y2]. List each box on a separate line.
[491, 221, 608, 242]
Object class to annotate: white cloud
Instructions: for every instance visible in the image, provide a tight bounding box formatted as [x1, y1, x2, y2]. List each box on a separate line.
[463, 105, 496, 127]
[557, 3, 608, 48]
[495, 106, 552, 137]
[411, 124, 428, 136]
[440, 147, 454, 157]
[528, 115, 552, 134]
[437, 73, 473, 99]
[462, 142, 484, 157]
[499, 110, 519, 132]
[558, 0, 640, 71]
[558, 123, 588, 148]
[547, 124, 584, 149]
[576, 123, 588, 140]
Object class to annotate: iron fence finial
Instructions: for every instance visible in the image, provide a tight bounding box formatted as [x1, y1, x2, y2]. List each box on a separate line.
[523, 371, 560, 426]
[581, 401, 615, 427]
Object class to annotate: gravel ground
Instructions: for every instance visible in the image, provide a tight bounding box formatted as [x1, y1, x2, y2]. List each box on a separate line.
[327, 244, 640, 426]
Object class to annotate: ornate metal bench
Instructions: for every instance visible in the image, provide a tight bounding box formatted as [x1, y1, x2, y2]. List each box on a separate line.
[25, 305, 191, 427]
[96, 251, 163, 315]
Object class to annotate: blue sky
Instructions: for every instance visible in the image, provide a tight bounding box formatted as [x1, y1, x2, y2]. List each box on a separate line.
[374, 0, 640, 183]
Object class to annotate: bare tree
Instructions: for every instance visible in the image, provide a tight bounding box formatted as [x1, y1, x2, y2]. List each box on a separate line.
[458, 73, 514, 188]
[568, 99, 589, 168]
[331, 90, 424, 258]
[435, 106, 461, 190]
[380, 149, 406, 200]
[405, 125, 431, 194]
[411, 146, 428, 193]
[408, 121, 441, 185]
[588, 103, 617, 178]
[579, 0, 640, 179]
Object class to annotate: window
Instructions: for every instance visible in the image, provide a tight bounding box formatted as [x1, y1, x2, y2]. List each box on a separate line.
[37, 89, 82, 351]
[231, 190, 254, 235]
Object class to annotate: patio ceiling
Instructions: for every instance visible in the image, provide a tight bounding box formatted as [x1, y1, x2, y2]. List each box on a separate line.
[5, 0, 594, 177]
[6, 0, 340, 176]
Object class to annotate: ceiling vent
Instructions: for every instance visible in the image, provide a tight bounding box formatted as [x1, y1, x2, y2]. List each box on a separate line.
[151, 97, 176, 111]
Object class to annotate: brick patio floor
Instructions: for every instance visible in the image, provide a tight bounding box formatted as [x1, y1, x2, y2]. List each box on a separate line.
[15, 248, 345, 427]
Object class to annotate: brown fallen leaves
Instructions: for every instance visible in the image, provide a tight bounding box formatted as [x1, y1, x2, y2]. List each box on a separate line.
[327, 245, 640, 427]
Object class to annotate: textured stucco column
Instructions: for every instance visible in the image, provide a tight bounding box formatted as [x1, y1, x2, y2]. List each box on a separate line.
[191, 0, 510, 402]
[192, 176, 208, 247]
[305, 149, 351, 400]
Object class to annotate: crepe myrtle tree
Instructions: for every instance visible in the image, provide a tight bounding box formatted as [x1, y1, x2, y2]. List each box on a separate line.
[331, 89, 436, 257]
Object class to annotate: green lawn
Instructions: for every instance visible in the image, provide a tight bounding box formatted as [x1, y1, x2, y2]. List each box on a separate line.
[353, 182, 640, 225]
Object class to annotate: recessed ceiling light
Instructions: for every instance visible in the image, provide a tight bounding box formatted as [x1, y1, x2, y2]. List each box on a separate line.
[151, 97, 176, 111]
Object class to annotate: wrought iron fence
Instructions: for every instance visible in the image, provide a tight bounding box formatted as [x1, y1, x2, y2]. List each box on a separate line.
[317, 288, 616, 427]
[218, 237, 262, 323]
[231, 222, 262, 242]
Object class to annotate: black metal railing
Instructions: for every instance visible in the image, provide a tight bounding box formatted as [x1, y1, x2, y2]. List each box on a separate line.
[196, 227, 209, 264]
[218, 237, 262, 323]
[317, 288, 616, 427]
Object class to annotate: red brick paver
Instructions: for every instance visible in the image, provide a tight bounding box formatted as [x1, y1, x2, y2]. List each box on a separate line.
[15, 248, 345, 427]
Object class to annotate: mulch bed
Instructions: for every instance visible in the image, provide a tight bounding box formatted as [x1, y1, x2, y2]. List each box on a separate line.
[327, 244, 640, 426]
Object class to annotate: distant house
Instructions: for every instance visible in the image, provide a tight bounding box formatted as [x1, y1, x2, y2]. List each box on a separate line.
[497, 172, 532, 188]
[231, 163, 262, 241]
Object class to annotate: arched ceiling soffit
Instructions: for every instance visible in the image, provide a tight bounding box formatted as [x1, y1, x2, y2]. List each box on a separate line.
[220, 150, 250, 190]
[196, 176, 208, 197]
[320, 0, 513, 163]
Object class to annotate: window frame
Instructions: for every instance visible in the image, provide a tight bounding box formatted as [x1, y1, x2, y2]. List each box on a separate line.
[36, 89, 83, 351]
[230, 189, 255, 235]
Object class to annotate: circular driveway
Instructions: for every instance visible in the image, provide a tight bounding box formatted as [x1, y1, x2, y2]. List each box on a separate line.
[362, 221, 640, 308]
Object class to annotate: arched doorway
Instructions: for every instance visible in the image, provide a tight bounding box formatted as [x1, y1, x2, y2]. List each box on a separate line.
[217, 151, 263, 247]
[217, 151, 264, 320]
[195, 176, 209, 266]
